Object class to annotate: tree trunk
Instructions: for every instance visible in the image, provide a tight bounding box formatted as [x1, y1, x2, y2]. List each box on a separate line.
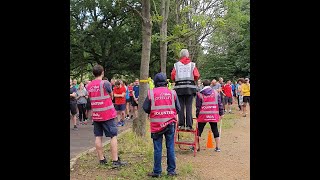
[175, 0, 180, 24]
[187, 0, 192, 50]
[133, 0, 152, 137]
[175, 0, 181, 58]
[160, 0, 170, 75]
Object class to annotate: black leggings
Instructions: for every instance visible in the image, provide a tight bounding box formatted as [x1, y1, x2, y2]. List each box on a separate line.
[198, 122, 219, 138]
[178, 95, 194, 128]
[237, 96, 242, 110]
[77, 104, 87, 121]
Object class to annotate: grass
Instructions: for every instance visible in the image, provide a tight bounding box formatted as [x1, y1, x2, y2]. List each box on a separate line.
[71, 123, 202, 180]
[71, 101, 241, 180]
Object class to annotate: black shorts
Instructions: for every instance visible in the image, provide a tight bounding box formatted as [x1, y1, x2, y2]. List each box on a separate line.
[70, 102, 77, 115]
[93, 119, 118, 137]
[243, 96, 250, 104]
[114, 104, 126, 111]
[224, 97, 233, 104]
[86, 98, 92, 110]
[126, 98, 131, 103]
[131, 98, 138, 107]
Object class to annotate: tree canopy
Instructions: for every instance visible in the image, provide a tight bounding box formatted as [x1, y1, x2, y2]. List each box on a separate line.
[70, 0, 250, 82]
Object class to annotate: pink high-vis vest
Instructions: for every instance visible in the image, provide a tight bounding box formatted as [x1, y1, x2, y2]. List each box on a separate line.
[87, 79, 117, 121]
[197, 90, 220, 123]
[148, 87, 177, 133]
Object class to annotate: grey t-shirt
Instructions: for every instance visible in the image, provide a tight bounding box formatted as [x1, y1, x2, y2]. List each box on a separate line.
[76, 89, 88, 104]
[197, 84, 204, 92]
[211, 83, 221, 90]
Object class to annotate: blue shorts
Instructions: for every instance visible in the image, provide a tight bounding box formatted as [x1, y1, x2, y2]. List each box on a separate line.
[114, 104, 126, 111]
[93, 119, 118, 137]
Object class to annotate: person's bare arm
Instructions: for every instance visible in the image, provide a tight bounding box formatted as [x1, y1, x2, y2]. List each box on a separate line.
[133, 91, 138, 102]
[76, 92, 86, 99]
[237, 86, 242, 94]
[114, 93, 125, 98]
[220, 88, 226, 96]
[70, 92, 76, 98]
[133, 91, 136, 99]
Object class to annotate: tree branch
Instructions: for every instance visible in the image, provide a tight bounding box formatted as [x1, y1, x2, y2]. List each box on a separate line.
[198, 27, 218, 43]
[152, 0, 159, 16]
[126, 3, 145, 22]
[70, 62, 88, 71]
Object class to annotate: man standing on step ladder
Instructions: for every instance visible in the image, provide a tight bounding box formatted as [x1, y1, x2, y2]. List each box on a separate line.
[171, 49, 200, 131]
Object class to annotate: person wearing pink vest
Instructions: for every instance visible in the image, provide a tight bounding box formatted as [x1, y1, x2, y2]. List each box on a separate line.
[86, 65, 127, 168]
[196, 79, 224, 152]
[143, 72, 181, 178]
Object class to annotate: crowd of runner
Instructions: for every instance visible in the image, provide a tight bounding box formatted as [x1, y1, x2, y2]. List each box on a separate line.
[197, 77, 250, 117]
[70, 78, 140, 130]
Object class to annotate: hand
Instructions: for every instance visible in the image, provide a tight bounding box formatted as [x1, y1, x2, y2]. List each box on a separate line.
[220, 115, 224, 119]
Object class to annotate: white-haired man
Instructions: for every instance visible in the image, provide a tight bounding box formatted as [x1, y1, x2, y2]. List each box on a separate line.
[171, 49, 200, 130]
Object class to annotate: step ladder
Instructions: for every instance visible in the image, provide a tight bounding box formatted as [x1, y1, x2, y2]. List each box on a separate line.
[174, 118, 200, 157]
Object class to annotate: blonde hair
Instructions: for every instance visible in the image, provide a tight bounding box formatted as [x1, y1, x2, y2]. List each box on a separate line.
[78, 82, 84, 90]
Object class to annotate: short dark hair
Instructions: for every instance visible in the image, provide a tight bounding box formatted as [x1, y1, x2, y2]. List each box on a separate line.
[123, 81, 127, 86]
[93, 65, 104, 77]
[202, 79, 211, 86]
[115, 81, 120, 86]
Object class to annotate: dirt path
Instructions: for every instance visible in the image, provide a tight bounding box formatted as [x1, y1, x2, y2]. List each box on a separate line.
[176, 110, 250, 180]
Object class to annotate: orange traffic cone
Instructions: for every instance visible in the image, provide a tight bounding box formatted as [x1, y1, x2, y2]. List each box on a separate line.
[206, 130, 214, 148]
